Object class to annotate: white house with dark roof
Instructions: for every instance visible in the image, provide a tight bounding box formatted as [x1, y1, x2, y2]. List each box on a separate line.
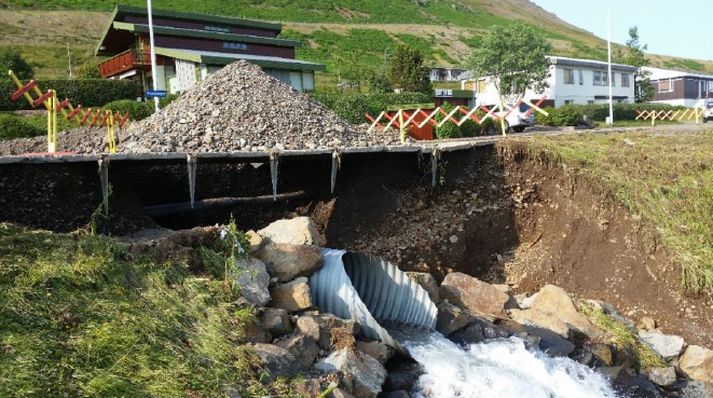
[462, 56, 637, 107]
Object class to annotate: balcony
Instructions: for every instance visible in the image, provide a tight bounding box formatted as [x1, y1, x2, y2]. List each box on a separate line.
[98, 49, 151, 78]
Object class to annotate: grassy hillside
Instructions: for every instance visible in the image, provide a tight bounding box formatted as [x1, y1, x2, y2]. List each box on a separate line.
[1, 0, 712, 83]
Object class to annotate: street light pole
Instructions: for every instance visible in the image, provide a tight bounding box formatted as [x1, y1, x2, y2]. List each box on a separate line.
[607, 4, 614, 125]
[147, 0, 159, 113]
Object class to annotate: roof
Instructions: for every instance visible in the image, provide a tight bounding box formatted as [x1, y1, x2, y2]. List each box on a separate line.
[96, 5, 288, 56]
[642, 66, 713, 81]
[547, 56, 637, 72]
[155, 47, 325, 71]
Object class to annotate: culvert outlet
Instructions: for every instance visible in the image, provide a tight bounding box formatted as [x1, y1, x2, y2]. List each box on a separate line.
[310, 249, 437, 352]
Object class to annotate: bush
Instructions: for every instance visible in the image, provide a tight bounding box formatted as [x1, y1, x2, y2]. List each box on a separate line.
[1, 79, 141, 111]
[0, 113, 45, 140]
[310, 92, 432, 124]
[536, 103, 687, 126]
[434, 103, 462, 139]
[102, 100, 154, 121]
[0, 49, 33, 80]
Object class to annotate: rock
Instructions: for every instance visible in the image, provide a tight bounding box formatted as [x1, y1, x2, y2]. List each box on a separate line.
[255, 242, 324, 282]
[678, 380, 713, 398]
[383, 361, 422, 392]
[269, 277, 312, 311]
[244, 319, 271, 343]
[497, 320, 575, 357]
[680, 345, 713, 383]
[589, 343, 614, 366]
[643, 366, 677, 387]
[436, 301, 477, 336]
[638, 330, 685, 360]
[356, 341, 394, 365]
[612, 368, 663, 398]
[296, 314, 359, 351]
[260, 308, 292, 337]
[234, 257, 270, 306]
[448, 317, 509, 346]
[250, 343, 300, 377]
[440, 272, 509, 318]
[511, 284, 601, 339]
[330, 388, 356, 398]
[406, 272, 440, 303]
[245, 230, 263, 253]
[258, 217, 323, 246]
[276, 334, 319, 370]
[638, 316, 656, 331]
[315, 349, 387, 398]
[380, 391, 409, 398]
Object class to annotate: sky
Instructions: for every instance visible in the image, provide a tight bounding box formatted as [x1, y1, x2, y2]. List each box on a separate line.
[531, 0, 712, 61]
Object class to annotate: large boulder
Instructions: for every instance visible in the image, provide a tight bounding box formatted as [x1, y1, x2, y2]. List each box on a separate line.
[234, 257, 270, 306]
[643, 367, 677, 387]
[439, 272, 509, 318]
[356, 340, 395, 365]
[449, 317, 509, 346]
[406, 272, 440, 303]
[296, 313, 359, 351]
[255, 242, 324, 282]
[250, 343, 300, 378]
[679, 345, 713, 384]
[436, 301, 477, 336]
[260, 308, 292, 337]
[276, 333, 319, 370]
[510, 285, 601, 339]
[258, 216, 323, 246]
[638, 330, 685, 360]
[269, 277, 312, 311]
[315, 349, 387, 398]
[497, 319, 576, 357]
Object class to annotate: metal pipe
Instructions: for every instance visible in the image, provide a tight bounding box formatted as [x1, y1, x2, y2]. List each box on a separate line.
[143, 190, 306, 217]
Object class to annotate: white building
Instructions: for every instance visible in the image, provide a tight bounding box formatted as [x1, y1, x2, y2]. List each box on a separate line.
[463, 56, 637, 107]
[642, 67, 713, 108]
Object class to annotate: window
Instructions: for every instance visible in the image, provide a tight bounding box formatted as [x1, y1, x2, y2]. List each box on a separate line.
[587, 100, 595, 104]
[658, 79, 673, 93]
[223, 42, 247, 50]
[564, 100, 574, 105]
[206, 25, 230, 33]
[564, 68, 574, 84]
[593, 71, 609, 86]
[621, 73, 631, 87]
[579, 70, 584, 85]
[708, 81, 713, 93]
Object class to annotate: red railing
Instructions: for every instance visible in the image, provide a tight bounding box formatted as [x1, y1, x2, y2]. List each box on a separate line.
[98, 49, 151, 78]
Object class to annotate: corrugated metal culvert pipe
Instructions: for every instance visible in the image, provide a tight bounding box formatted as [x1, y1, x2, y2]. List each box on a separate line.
[310, 249, 438, 353]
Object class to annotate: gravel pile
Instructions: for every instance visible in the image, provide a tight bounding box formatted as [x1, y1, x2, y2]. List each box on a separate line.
[120, 60, 400, 152]
[0, 127, 107, 155]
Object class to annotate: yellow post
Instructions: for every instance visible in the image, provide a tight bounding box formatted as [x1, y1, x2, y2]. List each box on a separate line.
[651, 111, 656, 126]
[107, 111, 117, 153]
[499, 99, 507, 136]
[695, 108, 702, 125]
[399, 110, 406, 143]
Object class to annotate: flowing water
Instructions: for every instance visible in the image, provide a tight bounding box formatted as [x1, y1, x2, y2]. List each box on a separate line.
[401, 332, 618, 398]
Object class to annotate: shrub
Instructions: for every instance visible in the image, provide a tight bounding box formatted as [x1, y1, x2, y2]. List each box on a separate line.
[0, 113, 45, 140]
[460, 118, 478, 137]
[535, 103, 687, 126]
[310, 92, 432, 124]
[102, 100, 154, 121]
[0, 79, 141, 111]
[434, 103, 462, 139]
[0, 49, 33, 80]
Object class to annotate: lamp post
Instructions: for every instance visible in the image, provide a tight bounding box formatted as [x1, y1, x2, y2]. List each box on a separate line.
[607, 4, 614, 125]
[147, 0, 159, 113]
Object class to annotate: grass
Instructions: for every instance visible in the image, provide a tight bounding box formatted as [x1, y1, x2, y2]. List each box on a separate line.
[517, 130, 713, 296]
[579, 302, 665, 370]
[0, 223, 295, 397]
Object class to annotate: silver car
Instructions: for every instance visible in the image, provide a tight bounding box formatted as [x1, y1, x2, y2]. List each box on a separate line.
[704, 100, 713, 123]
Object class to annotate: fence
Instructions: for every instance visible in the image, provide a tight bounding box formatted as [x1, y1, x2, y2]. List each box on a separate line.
[635, 108, 703, 125]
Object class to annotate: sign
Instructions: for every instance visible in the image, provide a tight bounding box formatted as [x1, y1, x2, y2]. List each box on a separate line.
[434, 89, 453, 97]
[145, 90, 167, 98]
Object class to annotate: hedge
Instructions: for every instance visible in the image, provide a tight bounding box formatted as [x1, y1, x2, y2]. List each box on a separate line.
[0, 79, 141, 111]
[310, 92, 432, 124]
[0, 113, 68, 141]
[536, 103, 687, 126]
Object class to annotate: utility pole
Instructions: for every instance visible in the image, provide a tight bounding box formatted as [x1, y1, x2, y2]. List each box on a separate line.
[147, 0, 160, 113]
[67, 43, 73, 80]
[607, 4, 614, 125]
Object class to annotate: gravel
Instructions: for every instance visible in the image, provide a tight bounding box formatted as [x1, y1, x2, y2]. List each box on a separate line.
[120, 60, 400, 153]
[0, 60, 400, 156]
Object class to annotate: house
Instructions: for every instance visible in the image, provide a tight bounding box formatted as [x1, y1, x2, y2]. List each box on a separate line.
[95, 5, 324, 94]
[642, 67, 713, 108]
[429, 66, 467, 82]
[432, 89, 475, 108]
[462, 56, 637, 108]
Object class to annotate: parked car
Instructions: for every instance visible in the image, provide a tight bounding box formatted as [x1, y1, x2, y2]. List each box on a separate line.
[483, 102, 534, 132]
[704, 99, 713, 123]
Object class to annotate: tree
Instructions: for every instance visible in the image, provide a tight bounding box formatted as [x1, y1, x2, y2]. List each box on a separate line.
[621, 26, 653, 102]
[75, 60, 101, 79]
[0, 49, 33, 80]
[387, 45, 432, 95]
[467, 25, 551, 101]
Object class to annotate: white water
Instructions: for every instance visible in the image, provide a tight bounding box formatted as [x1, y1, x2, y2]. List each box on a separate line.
[403, 333, 618, 398]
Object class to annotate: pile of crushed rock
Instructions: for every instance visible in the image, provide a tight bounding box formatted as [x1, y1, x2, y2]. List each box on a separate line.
[0, 60, 400, 156]
[120, 61, 400, 153]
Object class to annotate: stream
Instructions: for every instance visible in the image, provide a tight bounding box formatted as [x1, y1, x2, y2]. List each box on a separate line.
[401, 331, 618, 398]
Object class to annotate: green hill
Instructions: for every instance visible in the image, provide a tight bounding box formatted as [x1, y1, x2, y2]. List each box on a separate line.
[1, 0, 712, 85]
